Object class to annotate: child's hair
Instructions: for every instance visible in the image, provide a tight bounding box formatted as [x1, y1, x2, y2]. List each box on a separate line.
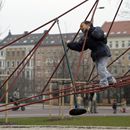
[82, 21, 93, 27]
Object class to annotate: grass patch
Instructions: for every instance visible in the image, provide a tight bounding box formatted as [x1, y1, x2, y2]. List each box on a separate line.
[0, 116, 130, 126]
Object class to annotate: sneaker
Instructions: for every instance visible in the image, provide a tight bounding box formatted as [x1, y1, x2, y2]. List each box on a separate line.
[107, 77, 117, 85]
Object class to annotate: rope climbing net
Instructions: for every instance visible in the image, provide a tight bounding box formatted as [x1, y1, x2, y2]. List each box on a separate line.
[0, 0, 129, 114]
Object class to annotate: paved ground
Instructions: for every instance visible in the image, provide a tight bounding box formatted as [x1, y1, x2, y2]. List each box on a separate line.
[0, 126, 130, 130]
[0, 105, 130, 129]
[0, 104, 130, 118]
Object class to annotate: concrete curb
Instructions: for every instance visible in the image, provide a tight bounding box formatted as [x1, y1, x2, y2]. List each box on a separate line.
[0, 125, 130, 130]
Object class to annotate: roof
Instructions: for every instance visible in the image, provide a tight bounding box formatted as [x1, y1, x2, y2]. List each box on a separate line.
[0, 31, 82, 46]
[102, 20, 130, 37]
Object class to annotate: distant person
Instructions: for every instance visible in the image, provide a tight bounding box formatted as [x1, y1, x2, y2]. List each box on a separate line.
[112, 99, 117, 114]
[87, 93, 97, 113]
[87, 96, 91, 113]
[77, 94, 83, 108]
[90, 92, 97, 113]
[67, 21, 116, 87]
[11, 88, 25, 111]
[120, 98, 127, 113]
[83, 94, 88, 108]
[13, 88, 20, 100]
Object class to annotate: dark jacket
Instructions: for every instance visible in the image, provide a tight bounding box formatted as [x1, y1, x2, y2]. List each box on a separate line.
[67, 26, 111, 61]
[112, 102, 117, 109]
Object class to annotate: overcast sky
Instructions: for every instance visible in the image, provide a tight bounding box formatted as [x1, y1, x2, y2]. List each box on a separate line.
[0, 0, 128, 39]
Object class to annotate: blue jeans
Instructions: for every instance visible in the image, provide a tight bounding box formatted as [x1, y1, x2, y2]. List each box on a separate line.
[95, 57, 112, 86]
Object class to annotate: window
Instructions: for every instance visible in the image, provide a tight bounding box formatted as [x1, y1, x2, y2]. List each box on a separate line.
[0, 51, 3, 56]
[128, 53, 130, 60]
[23, 40, 27, 43]
[12, 51, 15, 56]
[109, 43, 112, 48]
[7, 51, 10, 56]
[12, 61, 15, 67]
[114, 69, 117, 74]
[122, 69, 125, 73]
[30, 40, 34, 43]
[115, 41, 118, 44]
[123, 31, 127, 34]
[7, 61, 10, 67]
[122, 43, 125, 47]
[46, 58, 53, 64]
[128, 40, 130, 46]
[26, 71, 30, 78]
[117, 32, 121, 34]
[109, 41, 113, 48]
[122, 41, 125, 47]
[115, 41, 119, 48]
[17, 61, 20, 66]
[110, 32, 114, 34]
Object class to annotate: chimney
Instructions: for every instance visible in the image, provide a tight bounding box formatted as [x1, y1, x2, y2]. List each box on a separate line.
[8, 30, 12, 36]
[24, 31, 28, 34]
[44, 30, 48, 34]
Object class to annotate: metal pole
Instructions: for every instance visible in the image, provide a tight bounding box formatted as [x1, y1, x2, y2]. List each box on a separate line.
[59, 86, 61, 117]
[0, 75, 9, 123]
[56, 19, 78, 108]
[70, 83, 74, 109]
[61, 85, 64, 119]
[49, 83, 52, 118]
[5, 80, 8, 123]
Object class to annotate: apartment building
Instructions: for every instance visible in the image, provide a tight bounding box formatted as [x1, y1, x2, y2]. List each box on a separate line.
[102, 21, 130, 103]
[0, 20, 129, 103]
[0, 31, 85, 96]
[102, 21, 130, 77]
[0, 48, 6, 75]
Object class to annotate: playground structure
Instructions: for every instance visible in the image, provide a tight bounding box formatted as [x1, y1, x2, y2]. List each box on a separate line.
[0, 75, 9, 123]
[0, 0, 130, 121]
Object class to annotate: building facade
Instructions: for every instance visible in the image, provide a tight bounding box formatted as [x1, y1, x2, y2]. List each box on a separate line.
[102, 21, 130, 77]
[102, 21, 130, 103]
[0, 20, 130, 104]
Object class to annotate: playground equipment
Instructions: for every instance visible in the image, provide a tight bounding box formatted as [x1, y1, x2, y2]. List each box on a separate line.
[0, 0, 128, 118]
